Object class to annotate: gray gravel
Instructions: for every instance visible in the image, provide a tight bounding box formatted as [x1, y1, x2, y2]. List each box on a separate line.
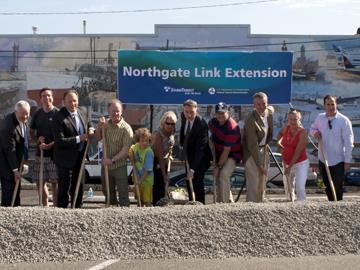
[0, 201, 360, 263]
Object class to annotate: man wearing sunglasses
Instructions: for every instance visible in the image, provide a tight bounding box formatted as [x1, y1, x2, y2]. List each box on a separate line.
[310, 95, 354, 201]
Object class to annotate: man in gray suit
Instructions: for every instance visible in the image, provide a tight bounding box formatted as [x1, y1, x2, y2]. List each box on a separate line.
[242, 92, 274, 202]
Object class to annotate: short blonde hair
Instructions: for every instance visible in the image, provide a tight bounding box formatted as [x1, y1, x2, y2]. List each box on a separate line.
[134, 128, 152, 142]
[288, 109, 303, 127]
[160, 111, 177, 128]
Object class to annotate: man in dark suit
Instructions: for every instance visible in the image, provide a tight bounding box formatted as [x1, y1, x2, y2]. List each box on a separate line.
[0, 100, 30, 206]
[52, 89, 94, 208]
[180, 99, 211, 204]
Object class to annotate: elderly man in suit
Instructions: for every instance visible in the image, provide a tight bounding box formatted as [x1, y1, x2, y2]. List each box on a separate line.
[180, 99, 211, 204]
[242, 92, 274, 202]
[52, 89, 94, 208]
[0, 100, 30, 206]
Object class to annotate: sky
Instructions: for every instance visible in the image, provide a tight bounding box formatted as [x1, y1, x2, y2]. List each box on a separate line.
[0, 0, 359, 36]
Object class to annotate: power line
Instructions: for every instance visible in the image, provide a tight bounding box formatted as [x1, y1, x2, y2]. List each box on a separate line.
[0, 44, 359, 61]
[0, 37, 359, 54]
[0, 0, 278, 16]
[140, 37, 360, 50]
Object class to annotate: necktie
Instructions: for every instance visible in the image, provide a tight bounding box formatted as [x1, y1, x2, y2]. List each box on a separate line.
[184, 121, 191, 159]
[72, 112, 85, 151]
[185, 121, 191, 137]
[23, 124, 29, 160]
[72, 113, 85, 135]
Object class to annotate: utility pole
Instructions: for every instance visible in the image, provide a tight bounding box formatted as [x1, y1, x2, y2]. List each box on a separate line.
[83, 20, 87, 34]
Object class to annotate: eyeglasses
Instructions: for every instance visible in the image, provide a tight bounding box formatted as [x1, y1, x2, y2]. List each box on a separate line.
[328, 119, 332, 130]
[165, 122, 175, 126]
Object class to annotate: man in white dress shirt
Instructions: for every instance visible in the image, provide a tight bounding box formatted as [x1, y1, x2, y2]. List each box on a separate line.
[310, 95, 354, 201]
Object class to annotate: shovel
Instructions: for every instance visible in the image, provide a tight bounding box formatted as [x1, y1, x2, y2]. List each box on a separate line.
[101, 127, 110, 207]
[284, 171, 295, 202]
[72, 142, 89, 209]
[156, 151, 174, 206]
[185, 160, 203, 205]
[129, 148, 142, 207]
[39, 148, 44, 206]
[208, 140, 217, 204]
[267, 145, 294, 202]
[11, 158, 25, 207]
[256, 145, 268, 202]
[318, 140, 337, 201]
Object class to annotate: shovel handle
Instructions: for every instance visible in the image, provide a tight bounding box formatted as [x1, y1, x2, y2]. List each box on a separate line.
[318, 140, 337, 201]
[185, 160, 196, 202]
[39, 148, 44, 206]
[72, 142, 89, 209]
[101, 127, 110, 207]
[209, 140, 217, 204]
[129, 148, 142, 207]
[11, 158, 25, 207]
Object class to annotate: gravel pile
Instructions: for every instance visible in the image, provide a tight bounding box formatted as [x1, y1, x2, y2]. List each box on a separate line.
[1, 201, 360, 263]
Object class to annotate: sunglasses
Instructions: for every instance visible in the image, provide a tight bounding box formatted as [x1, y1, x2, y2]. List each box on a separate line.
[328, 119, 332, 130]
[165, 122, 175, 126]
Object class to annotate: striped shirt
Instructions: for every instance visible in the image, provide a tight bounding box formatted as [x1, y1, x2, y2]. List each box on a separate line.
[208, 117, 242, 163]
[104, 118, 133, 169]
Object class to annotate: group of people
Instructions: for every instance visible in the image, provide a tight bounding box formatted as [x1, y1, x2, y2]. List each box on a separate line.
[0, 88, 354, 207]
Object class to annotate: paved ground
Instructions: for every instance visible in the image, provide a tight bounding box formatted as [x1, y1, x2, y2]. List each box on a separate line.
[2, 255, 360, 270]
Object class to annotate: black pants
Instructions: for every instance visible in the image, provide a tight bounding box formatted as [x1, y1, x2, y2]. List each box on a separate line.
[318, 161, 344, 201]
[186, 167, 206, 204]
[153, 162, 166, 206]
[56, 154, 84, 208]
[0, 175, 21, 207]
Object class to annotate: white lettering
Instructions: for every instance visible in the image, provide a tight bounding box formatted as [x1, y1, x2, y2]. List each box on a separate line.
[225, 67, 287, 78]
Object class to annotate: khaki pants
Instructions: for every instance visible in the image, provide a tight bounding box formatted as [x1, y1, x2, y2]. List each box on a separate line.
[101, 165, 129, 206]
[216, 158, 236, 203]
[245, 147, 269, 202]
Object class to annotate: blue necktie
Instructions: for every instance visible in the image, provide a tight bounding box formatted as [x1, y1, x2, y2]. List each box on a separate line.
[73, 113, 85, 151]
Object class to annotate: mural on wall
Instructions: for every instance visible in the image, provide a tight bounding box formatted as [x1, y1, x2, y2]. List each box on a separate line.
[0, 36, 136, 122]
[1, 25, 360, 160]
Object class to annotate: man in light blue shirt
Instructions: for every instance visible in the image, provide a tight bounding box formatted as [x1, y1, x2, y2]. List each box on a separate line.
[310, 95, 354, 201]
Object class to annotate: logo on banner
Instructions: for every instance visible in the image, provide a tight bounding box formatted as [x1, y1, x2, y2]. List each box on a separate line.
[208, 87, 216, 95]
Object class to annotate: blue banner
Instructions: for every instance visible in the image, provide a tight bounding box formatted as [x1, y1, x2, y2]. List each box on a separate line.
[118, 50, 292, 105]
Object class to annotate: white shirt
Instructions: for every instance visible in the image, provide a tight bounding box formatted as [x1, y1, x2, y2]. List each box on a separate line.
[68, 110, 82, 143]
[310, 111, 354, 165]
[259, 111, 269, 146]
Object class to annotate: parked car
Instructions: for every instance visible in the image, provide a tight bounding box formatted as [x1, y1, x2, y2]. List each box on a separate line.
[345, 169, 360, 186]
[169, 167, 279, 189]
